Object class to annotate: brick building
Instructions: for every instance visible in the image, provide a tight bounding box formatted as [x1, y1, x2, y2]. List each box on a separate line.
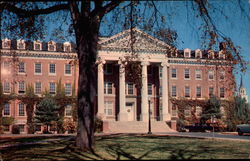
[0, 28, 235, 133]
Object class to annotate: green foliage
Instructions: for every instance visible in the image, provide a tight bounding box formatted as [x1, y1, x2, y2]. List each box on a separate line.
[55, 78, 66, 99]
[2, 117, 15, 125]
[94, 116, 103, 133]
[201, 95, 222, 123]
[34, 96, 60, 130]
[224, 96, 250, 131]
[12, 125, 20, 134]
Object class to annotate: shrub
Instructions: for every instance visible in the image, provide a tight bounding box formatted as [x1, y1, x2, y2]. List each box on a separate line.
[64, 118, 76, 133]
[94, 116, 103, 133]
[12, 125, 20, 134]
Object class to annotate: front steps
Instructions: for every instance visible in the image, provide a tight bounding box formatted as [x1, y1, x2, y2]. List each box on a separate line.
[103, 121, 176, 133]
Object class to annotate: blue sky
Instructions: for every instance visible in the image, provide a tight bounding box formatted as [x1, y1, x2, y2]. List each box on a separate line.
[100, 0, 250, 100]
[12, 1, 249, 101]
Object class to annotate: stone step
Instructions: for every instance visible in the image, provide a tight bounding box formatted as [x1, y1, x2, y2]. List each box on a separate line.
[103, 121, 176, 133]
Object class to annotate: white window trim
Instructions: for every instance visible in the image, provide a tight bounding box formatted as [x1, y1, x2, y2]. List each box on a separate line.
[18, 62, 26, 75]
[49, 82, 56, 95]
[208, 70, 214, 80]
[195, 69, 202, 80]
[34, 40, 42, 51]
[126, 83, 134, 95]
[2, 38, 11, 49]
[65, 83, 72, 96]
[171, 85, 177, 97]
[184, 48, 191, 58]
[65, 105, 72, 117]
[104, 101, 114, 116]
[184, 68, 190, 80]
[48, 63, 56, 76]
[63, 42, 71, 52]
[3, 103, 11, 116]
[195, 49, 202, 58]
[3, 82, 11, 94]
[17, 39, 25, 50]
[184, 86, 190, 98]
[64, 64, 72, 76]
[34, 82, 42, 95]
[34, 63, 42, 75]
[104, 82, 113, 95]
[171, 68, 177, 79]
[48, 41, 56, 52]
[18, 103, 26, 117]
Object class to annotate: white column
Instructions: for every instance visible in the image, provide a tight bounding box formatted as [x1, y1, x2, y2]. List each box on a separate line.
[141, 61, 149, 122]
[161, 61, 171, 121]
[97, 59, 105, 119]
[118, 58, 128, 121]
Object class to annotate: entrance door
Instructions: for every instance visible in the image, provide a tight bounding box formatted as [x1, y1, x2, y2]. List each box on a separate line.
[126, 102, 134, 121]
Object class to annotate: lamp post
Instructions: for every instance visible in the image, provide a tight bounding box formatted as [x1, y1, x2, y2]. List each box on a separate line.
[148, 98, 152, 134]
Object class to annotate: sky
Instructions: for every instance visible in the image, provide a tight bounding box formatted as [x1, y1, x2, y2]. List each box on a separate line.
[3, 1, 249, 101]
[100, 0, 250, 101]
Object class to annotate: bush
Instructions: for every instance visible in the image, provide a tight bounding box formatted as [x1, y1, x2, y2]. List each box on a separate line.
[94, 116, 103, 133]
[64, 118, 76, 134]
[12, 125, 20, 134]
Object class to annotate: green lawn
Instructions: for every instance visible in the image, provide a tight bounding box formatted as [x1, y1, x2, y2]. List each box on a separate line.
[1, 134, 250, 160]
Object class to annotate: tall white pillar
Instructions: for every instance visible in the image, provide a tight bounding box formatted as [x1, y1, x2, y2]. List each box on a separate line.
[97, 59, 105, 119]
[118, 58, 128, 121]
[161, 61, 171, 121]
[141, 61, 149, 122]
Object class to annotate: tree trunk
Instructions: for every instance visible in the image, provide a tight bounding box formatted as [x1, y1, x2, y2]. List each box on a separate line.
[75, 18, 100, 151]
[27, 104, 35, 134]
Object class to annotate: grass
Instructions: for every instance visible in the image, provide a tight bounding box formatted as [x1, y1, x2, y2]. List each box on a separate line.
[0, 134, 250, 160]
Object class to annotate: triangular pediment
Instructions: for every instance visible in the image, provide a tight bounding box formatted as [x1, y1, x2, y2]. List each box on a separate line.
[99, 28, 171, 53]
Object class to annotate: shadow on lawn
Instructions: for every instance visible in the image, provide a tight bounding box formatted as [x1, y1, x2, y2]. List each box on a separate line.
[1, 135, 215, 160]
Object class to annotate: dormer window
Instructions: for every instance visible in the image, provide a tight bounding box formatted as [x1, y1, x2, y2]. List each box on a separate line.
[2, 38, 11, 49]
[48, 41, 56, 51]
[219, 51, 225, 59]
[208, 50, 214, 59]
[184, 48, 191, 58]
[17, 39, 25, 50]
[195, 49, 202, 58]
[64, 42, 71, 52]
[34, 41, 42, 50]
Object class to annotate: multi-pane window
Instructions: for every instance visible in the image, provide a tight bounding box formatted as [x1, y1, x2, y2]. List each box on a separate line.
[34, 43, 41, 50]
[171, 68, 177, 78]
[49, 63, 56, 74]
[196, 51, 202, 58]
[65, 105, 72, 116]
[104, 82, 113, 94]
[3, 103, 10, 116]
[3, 125, 10, 132]
[196, 86, 201, 98]
[65, 83, 72, 96]
[195, 106, 202, 117]
[3, 40, 10, 48]
[104, 64, 113, 75]
[126, 83, 134, 95]
[184, 108, 191, 117]
[159, 67, 162, 78]
[18, 125, 25, 132]
[185, 86, 190, 97]
[172, 86, 177, 97]
[18, 62, 25, 73]
[220, 87, 225, 98]
[48, 44, 55, 51]
[65, 64, 71, 75]
[64, 45, 71, 52]
[159, 86, 162, 96]
[18, 103, 25, 116]
[18, 41, 25, 49]
[184, 52, 190, 58]
[148, 83, 153, 95]
[104, 101, 113, 116]
[220, 71, 225, 80]
[35, 63, 42, 74]
[3, 82, 11, 93]
[49, 82, 56, 95]
[209, 87, 214, 97]
[18, 81, 25, 94]
[184, 69, 190, 79]
[195, 69, 202, 80]
[35, 82, 42, 94]
[208, 70, 214, 80]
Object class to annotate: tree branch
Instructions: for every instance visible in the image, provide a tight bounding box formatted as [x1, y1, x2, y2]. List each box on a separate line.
[91, 0, 123, 19]
[0, 2, 69, 17]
